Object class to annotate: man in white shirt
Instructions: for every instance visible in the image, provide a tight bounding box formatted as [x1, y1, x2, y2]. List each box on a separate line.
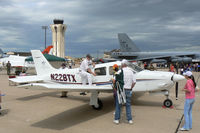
[79, 54, 96, 85]
[114, 59, 136, 124]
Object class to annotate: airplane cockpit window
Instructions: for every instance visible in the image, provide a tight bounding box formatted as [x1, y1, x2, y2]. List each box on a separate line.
[109, 65, 121, 75]
[94, 67, 106, 76]
[128, 63, 143, 72]
[108, 63, 142, 75]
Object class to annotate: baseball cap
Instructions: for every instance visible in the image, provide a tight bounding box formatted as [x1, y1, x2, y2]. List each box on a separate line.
[113, 64, 119, 69]
[121, 59, 129, 65]
[183, 71, 192, 77]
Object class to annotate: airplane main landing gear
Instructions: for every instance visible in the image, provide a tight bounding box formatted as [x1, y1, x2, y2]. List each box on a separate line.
[92, 99, 103, 110]
[60, 91, 68, 98]
[163, 99, 173, 108]
[90, 91, 103, 110]
[163, 90, 173, 108]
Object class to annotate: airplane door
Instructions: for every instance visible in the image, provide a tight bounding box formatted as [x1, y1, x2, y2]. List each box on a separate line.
[94, 67, 108, 82]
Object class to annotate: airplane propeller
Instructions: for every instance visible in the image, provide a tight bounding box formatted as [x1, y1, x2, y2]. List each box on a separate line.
[175, 64, 179, 100]
[175, 82, 178, 100]
[171, 73, 181, 100]
[174, 64, 180, 100]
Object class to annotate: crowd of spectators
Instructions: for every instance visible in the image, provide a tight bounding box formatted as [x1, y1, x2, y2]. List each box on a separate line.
[179, 63, 200, 74]
[143, 62, 200, 73]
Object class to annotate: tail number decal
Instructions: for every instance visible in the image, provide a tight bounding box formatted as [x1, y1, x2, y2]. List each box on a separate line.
[50, 74, 77, 82]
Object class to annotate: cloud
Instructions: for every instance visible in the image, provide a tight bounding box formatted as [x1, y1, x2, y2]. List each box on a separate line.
[0, 27, 26, 46]
[0, 0, 200, 56]
[166, 25, 200, 32]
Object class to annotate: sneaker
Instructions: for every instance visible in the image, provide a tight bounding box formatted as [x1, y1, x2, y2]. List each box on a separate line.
[128, 120, 133, 124]
[113, 120, 119, 124]
[179, 127, 189, 131]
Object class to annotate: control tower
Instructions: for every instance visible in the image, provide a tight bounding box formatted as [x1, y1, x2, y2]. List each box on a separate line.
[50, 19, 67, 58]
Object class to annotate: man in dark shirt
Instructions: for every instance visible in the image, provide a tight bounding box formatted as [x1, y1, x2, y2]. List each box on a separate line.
[6, 61, 11, 75]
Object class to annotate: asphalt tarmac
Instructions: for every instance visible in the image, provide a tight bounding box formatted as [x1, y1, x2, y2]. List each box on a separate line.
[0, 70, 200, 133]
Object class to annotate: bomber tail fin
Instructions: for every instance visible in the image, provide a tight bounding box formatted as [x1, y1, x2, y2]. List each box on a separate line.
[118, 33, 140, 52]
[31, 50, 56, 76]
[0, 48, 4, 58]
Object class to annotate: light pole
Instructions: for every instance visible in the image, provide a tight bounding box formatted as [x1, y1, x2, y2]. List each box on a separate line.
[42, 26, 48, 49]
[54, 26, 57, 56]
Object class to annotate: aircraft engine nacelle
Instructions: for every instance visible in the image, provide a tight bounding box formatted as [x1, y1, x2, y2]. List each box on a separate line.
[193, 55, 200, 62]
[150, 59, 167, 64]
[171, 57, 192, 63]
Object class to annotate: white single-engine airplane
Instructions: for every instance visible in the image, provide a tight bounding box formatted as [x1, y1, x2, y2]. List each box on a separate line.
[9, 50, 185, 109]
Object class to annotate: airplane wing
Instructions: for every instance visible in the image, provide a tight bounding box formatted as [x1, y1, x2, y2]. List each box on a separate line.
[93, 58, 117, 63]
[9, 76, 43, 84]
[137, 54, 194, 61]
[18, 82, 113, 92]
[136, 53, 195, 63]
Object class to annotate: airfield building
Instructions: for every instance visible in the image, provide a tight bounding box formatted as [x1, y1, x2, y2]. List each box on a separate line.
[50, 19, 67, 58]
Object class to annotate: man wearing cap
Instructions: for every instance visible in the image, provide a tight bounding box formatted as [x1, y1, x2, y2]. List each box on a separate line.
[112, 64, 124, 104]
[79, 54, 96, 86]
[113, 59, 136, 124]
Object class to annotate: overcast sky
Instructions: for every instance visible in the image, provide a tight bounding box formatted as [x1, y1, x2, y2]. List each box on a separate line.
[0, 0, 200, 57]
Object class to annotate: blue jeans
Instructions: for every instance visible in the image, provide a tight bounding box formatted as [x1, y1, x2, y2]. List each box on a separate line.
[115, 89, 132, 121]
[183, 99, 195, 130]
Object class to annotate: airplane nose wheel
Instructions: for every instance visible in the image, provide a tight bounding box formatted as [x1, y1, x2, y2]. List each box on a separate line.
[163, 99, 173, 108]
[163, 90, 173, 108]
[92, 99, 103, 110]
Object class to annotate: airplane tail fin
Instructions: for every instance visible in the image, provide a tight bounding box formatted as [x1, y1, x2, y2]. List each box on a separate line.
[0, 48, 4, 58]
[118, 33, 140, 52]
[31, 50, 56, 76]
[42, 45, 53, 55]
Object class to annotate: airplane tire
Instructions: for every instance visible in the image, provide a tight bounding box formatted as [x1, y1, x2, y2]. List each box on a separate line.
[163, 99, 173, 108]
[92, 99, 103, 110]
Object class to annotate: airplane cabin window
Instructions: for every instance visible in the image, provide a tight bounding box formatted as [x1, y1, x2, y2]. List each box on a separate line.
[94, 67, 106, 76]
[109, 66, 114, 75]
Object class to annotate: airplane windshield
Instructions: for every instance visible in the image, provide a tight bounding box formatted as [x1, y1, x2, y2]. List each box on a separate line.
[128, 63, 143, 72]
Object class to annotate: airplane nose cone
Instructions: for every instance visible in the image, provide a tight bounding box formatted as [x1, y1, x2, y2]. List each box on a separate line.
[172, 74, 185, 82]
